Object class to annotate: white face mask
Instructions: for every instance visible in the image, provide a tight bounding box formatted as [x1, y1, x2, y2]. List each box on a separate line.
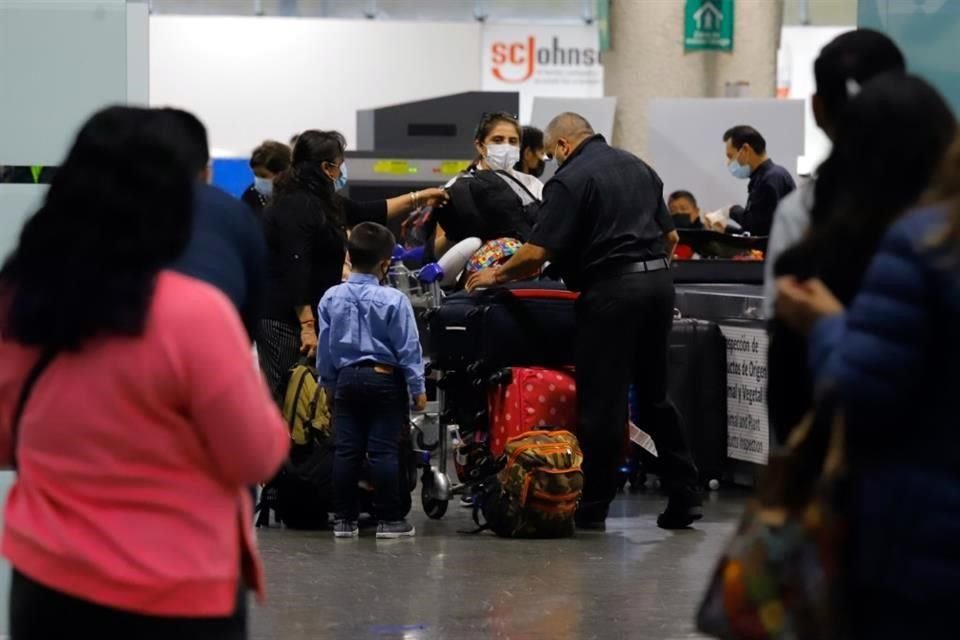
[485, 144, 521, 172]
[253, 176, 273, 197]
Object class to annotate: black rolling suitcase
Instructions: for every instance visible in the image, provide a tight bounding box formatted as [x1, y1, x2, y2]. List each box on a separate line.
[427, 281, 578, 372]
[667, 318, 727, 487]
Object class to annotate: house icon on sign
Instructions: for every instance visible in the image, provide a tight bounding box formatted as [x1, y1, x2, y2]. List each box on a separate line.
[693, 1, 723, 31]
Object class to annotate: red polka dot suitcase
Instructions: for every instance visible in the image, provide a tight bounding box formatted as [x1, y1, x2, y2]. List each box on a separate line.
[487, 367, 578, 456]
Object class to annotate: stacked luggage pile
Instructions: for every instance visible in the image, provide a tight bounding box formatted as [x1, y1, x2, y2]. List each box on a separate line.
[425, 281, 585, 537]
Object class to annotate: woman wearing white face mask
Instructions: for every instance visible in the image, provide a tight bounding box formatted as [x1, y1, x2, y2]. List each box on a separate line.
[426, 112, 545, 283]
[241, 140, 291, 214]
[471, 114, 544, 200]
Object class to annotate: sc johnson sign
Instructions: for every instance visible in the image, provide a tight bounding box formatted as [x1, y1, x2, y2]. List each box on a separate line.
[481, 25, 604, 91]
[490, 35, 602, 84]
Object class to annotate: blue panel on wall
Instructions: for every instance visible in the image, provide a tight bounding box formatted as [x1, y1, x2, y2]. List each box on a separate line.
[859, 0, 960, 114]
[211, 158, 252, 198]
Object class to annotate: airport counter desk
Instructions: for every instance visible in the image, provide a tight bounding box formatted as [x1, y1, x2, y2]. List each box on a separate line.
[672, 260, 769, 485]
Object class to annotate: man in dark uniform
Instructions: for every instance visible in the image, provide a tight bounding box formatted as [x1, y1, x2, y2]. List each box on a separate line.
[467, 113, 701, 531]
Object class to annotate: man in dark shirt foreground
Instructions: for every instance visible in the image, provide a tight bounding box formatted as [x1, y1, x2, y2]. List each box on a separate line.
[722, 125, 796, 236]
[165, 109, 267, 341]
[467, 113, 701, 531]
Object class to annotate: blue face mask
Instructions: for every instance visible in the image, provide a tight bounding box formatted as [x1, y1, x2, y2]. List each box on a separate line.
[253, 176, 273, 197]
[728, 150, 752, 180]
[334, 162, 348, 192]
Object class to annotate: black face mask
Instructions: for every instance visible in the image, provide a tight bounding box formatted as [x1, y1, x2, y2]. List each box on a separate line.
[671, 214, 702, 230]
[530, 159, 546, 178]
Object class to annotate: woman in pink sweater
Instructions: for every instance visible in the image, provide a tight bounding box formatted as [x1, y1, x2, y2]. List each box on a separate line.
[0, 107, 289, 639]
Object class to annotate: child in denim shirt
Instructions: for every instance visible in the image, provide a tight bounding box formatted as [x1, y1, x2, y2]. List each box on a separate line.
[316, 223, 426, 538]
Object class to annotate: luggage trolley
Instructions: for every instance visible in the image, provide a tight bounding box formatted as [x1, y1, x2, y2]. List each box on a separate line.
[386, 249, 459, 519]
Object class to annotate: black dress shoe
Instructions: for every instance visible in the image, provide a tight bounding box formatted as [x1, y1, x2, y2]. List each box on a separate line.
[657, 494, 704, 530]
[575, 503, 608, 532]
[574, 517, 607, 532]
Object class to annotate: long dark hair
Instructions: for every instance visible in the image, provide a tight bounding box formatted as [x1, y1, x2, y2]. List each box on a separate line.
[813, 29, 905, 128]
[807, 72, 956, 301]
[274, 129, 345, 225]
[0, 106, 193, 349]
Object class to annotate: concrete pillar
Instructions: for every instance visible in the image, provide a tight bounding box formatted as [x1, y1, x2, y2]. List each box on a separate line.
[604, 0, 783, 155]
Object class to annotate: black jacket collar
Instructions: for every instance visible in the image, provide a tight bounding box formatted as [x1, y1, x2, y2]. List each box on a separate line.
[555, 134, 606, 175]
[749, 158, 773, 188]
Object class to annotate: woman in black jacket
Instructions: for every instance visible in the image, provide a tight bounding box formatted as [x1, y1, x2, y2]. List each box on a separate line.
[258, 131, 346, 399]
[767, 73, 956, 441]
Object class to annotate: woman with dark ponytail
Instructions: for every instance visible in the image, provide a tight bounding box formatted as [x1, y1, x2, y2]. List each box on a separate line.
[259, 130, 349, 398]
[775, 132, 960, 640]
[768, 72, 956, 442]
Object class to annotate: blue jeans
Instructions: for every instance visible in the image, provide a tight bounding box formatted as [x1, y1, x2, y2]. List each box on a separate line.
[333, 365, 409, 522]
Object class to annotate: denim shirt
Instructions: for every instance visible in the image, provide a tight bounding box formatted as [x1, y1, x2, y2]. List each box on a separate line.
[316, 273, 425, 398]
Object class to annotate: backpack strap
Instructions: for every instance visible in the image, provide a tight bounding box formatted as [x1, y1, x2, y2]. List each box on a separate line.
[11, 348, 58, 469]
[494, 170, 541, 206]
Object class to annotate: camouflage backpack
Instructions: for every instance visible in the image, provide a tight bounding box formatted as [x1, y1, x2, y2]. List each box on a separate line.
[474, 430, 584, 538]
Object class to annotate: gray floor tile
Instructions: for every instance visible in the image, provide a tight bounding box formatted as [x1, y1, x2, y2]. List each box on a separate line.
[251, 491, 743, 640]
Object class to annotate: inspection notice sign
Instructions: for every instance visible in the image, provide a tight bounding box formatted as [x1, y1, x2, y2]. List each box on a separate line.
[719, 325, 769, 464]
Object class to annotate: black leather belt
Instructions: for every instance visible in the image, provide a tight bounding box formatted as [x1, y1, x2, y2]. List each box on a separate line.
[584, 258, 670, 289]
[606, 258, 669, 277]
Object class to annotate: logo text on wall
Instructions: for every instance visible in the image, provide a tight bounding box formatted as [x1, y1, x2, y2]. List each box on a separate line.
[481, 25, 604, 122]
[490, 35, 602, 84]
[684, 0, 735, 52]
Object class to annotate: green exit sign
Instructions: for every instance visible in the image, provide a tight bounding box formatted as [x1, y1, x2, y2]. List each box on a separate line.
[684, 0, 734, 52]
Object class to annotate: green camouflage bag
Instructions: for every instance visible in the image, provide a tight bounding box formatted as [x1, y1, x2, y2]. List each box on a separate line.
[475, 430, 583, 538]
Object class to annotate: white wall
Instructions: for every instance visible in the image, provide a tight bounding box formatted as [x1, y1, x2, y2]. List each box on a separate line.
[150, 16, 482, 156]
[778, 26, 852, 175]
[0, 0, 149, 261]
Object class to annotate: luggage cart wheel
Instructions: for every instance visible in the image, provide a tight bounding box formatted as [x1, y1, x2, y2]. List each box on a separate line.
[421, 487, 448, 519]
[420, 468, 451, 519]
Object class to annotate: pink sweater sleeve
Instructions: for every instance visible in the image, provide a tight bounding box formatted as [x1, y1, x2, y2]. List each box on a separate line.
[173, 285, 290, 486]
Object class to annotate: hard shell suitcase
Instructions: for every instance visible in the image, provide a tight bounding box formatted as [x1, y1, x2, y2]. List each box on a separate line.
[667, 318, 727, 487]
[487, 367, 578, 456]
[427, 282, 578, 372]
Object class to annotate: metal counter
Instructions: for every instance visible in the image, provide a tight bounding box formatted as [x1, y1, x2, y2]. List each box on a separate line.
[675, 283, 764, 323]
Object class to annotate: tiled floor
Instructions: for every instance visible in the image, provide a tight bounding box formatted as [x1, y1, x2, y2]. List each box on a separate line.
[251, 491, 743, 640]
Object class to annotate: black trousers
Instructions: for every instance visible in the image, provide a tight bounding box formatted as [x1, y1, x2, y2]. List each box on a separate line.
[575, 270, 699, 517]
[256, 319, 302, 403]
[10, 570, 247, 640]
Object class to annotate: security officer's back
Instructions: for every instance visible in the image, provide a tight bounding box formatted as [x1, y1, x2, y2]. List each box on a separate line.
[527, 114, 702, 530]
[533, 137, 672, 290]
